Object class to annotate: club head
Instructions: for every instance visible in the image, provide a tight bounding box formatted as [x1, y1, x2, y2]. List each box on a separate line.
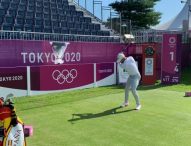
[5, 93, 14, 104]
[6, 93, 14, 98]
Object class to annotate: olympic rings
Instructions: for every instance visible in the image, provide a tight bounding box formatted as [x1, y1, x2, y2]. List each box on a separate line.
[52, 69, 78, 84]
[146, 59, 152, 65]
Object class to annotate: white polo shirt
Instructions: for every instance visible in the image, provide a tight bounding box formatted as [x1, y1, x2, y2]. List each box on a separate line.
[119, 56, 140, 76]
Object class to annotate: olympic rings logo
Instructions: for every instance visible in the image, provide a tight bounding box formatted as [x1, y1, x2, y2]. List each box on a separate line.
[169, 37, 176, 44]
[146, 59, 152, 65]
[52, 69, 78, 84]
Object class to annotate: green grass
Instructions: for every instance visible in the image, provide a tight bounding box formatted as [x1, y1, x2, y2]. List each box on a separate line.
[14, 68, 191, 146]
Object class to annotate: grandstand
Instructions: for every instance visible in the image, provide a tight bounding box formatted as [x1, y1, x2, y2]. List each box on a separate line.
[0, 0, 120, 42]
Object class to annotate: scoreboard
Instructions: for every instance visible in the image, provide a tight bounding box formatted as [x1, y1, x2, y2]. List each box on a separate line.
[161, 34, 182, 84]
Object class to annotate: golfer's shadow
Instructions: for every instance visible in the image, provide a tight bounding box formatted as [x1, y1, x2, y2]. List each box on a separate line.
[68, 106, 135, 123]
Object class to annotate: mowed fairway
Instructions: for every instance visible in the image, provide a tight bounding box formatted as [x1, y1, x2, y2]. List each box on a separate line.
[14, 83, 191, 146]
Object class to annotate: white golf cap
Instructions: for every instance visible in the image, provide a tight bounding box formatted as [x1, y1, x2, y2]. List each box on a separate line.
[117, 53, 125, 63]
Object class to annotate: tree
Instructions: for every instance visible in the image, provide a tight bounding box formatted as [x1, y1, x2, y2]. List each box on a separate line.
[109, 0, 161, 33]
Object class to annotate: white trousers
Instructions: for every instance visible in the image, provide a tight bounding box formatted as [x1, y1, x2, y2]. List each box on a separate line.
[125, 74, 141, 105]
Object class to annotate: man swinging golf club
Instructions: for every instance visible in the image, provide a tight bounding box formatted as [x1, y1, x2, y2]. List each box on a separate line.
[117, 52, 141, 110]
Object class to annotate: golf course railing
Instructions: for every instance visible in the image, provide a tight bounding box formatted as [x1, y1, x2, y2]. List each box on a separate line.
[0, 30, 121, 43]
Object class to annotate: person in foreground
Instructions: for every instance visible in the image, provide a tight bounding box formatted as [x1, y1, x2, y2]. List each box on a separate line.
[117, 52, 141, 110]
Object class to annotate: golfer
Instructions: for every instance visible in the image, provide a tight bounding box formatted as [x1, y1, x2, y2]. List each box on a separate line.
[117, 52, 141, 110]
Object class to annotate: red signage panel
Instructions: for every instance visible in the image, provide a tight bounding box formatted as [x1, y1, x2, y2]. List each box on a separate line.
[162, 34, 181, 84]
[0, 67, 27, 89]
[31, 64, 94, 91]
[96, 63, 114, 81]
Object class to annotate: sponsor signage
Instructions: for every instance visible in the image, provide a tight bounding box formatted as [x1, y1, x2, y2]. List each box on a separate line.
[30, 64, 94, 90]
[0, 67, 27, 90]
[5, 123, 25, 146]
[96, 63, 114, 81]
[0, 63, 117, 96]
[0, 40, 124, 67]
[162, 34, 181, 84]
[145, 58, 154, 76]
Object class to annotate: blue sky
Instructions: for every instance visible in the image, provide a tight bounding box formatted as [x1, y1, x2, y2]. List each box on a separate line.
[155, 0, 185, 24]
[79, 0, 185, 25]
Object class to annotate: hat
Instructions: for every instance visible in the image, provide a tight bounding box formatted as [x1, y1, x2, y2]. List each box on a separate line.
[117, 53, 125, 63]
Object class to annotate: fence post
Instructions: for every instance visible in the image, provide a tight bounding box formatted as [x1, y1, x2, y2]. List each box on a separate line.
[27, 66, 31, 96]
[114, 62, 117, 84]
[93, 63, 97, 87]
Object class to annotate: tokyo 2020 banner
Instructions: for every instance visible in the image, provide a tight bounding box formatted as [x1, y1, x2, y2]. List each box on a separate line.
[0, 63, 115, 96]
[0, 40, 122, 96]
[30, 64, 94, 91]
[161, 34, 182, 84]
[0, 40, 125, 67]
[0, 67, 27, 90]
[30, 63, 115, 91]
